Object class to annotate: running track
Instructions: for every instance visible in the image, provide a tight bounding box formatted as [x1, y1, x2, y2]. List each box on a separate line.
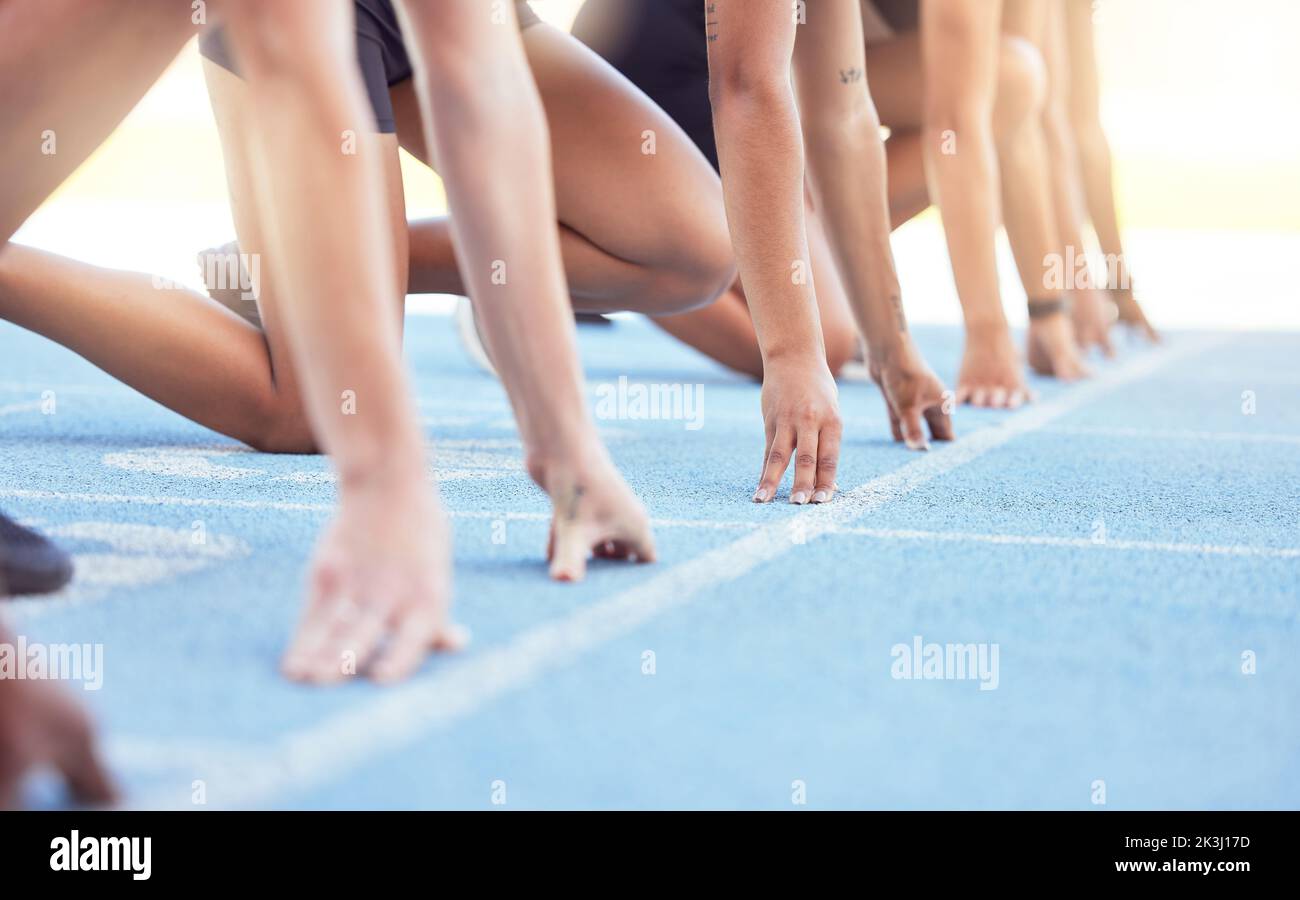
[2, 316, 1297, 809]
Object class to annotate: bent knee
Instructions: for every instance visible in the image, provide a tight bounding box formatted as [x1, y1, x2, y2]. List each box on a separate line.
[242, 401, 318, 455]
[638, 228, 737, 317]
[993, 36, 1048, 143]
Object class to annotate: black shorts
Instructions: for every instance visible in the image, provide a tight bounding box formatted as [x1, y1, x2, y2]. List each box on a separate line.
[572, 0, 715, 168]
[870, 0, 919, 33]
[199, 0, 543, 134]
[572, 0, 919, 172]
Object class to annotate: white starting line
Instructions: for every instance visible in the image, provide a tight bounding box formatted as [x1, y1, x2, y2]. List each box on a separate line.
[110, 334, 1234, 808]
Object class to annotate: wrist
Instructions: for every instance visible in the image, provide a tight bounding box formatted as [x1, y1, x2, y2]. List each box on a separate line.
[337, 438, 429, 502]
[964, 314, 1011, 339]
[525, 431, 610, 492]
[865, 330, 915, 367]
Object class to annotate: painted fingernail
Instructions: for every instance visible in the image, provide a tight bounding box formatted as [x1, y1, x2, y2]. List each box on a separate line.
[753, 487, 771, 503]
[791, 491, 809, 505]
[812, 490, 829, 504]
[905, 437, 930, 452]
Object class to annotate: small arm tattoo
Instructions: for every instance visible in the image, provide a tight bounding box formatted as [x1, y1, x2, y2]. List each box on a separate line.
[890, 294, 908, 332]
[706, 2, 719, 42]
[839, 67, 864, 84]
[564, 485, 586, 522]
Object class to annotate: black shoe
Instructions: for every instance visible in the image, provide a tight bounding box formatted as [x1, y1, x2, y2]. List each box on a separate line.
[0, 512, 74, 597]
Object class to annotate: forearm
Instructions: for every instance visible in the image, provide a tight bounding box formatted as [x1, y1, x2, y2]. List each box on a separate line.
[923, 112, 1007, 329]
[1043, 109, 1094, 285]
[803, 110, 906, 360]
[1075, 123, 1128, 268]
[1063, 0, 1129, 278]
[421, 69, 595, 464]
[710, 85, 824, 362]
[228, 25, 426, 490]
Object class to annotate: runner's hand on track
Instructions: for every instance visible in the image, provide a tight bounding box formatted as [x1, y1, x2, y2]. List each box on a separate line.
[755, 355, 842, 504]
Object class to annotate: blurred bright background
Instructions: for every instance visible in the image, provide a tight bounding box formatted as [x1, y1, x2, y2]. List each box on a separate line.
[14, 0, 1300, 331]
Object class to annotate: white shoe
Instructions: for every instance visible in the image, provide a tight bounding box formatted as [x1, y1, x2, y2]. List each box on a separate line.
[455, 297, 498, 377]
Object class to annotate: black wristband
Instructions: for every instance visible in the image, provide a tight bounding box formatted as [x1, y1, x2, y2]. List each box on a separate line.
[1027, 297, 1069, 319]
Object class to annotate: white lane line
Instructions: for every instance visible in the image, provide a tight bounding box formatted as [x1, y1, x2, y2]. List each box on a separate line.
[0, 400, 43, 417]
[123, 335, 1223, 809]
[834, 526, 1300, 559]
[0, 488, 333, 513]
[1042, 424, 1300, 446]
[0, 489, 763, 532]
[7, 485, 1288, 564]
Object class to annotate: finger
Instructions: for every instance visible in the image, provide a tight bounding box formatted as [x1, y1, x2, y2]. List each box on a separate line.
[885, 400, 903, 443]
[955, 384, 972, 406]
[618, 518, 658, 564]
[282, 573, 348, 680]
[549, 520, 591, 582]
[755, 425, 794, 503]
[989, 387, 1008, 410]
[1098, 327, 1116, 358]
[369, 610, 443, 684]
[312, 599, 391, 685]
[924, 403, 955, 442]
[1005, 389, 1027, 410]
[789, 427, 819, 504]
[432, 621, 471, 652]
[899, 405, 929, 451]
[813, 424, 840, 503]
[971, 387, 990, 408]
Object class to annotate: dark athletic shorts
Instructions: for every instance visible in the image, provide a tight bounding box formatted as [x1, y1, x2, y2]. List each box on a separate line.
[200, 0, 543, 134]
[572, 0, 918, 172]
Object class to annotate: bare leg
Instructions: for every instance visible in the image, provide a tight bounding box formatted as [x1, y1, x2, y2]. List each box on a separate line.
[0, 0, 197, 241]
[397, 23, 733, 316]
[0, 62, 409, 454]
[653, 198, 859, 379]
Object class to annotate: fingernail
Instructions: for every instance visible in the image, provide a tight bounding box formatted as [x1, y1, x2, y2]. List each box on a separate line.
[905, 438, 930, 452]
[812, 490, 829, 504]
[791, 491, 809, 505]
[753, 487, 770, 503]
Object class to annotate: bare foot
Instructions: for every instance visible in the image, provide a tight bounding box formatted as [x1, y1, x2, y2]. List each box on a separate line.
[957, 324, 1034, 409]
[1028, 312, 1091, 381]
[1070, 288, 1115, 357]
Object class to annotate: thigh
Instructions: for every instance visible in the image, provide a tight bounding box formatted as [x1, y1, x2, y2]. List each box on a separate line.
[392, 23, 727, 272]
[0, 0, 196, 241]
[864, 32, 924, 131]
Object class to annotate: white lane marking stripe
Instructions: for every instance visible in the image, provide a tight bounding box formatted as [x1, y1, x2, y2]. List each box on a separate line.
[1042, 424, 1300, 445]
[835, 527, 1300, 559]
[0, 400, 42, 416]
[122, 335, 1222, 809]
[0, 490, 774, 532]
[0, 488, 333, 512]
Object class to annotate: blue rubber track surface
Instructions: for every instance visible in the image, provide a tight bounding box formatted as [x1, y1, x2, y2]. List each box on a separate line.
[2, 317, 1296, 810]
